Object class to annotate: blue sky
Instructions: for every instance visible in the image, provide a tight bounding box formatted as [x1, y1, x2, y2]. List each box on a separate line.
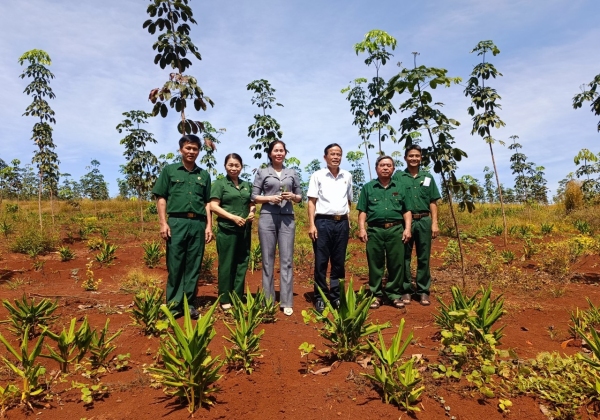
[1, 0, 598, 197]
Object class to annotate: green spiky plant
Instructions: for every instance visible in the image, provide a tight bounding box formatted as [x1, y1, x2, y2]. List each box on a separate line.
[223, 291, 265, 374]
[0, 326, 47, 407]
[41, 317, 92, 373]
[150, 298, 223, 412]
[302, 278, 391, 361]
[1, 295, 57, 338]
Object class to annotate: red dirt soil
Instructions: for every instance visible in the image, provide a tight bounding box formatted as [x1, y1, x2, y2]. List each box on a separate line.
[1, 232, 599, 420]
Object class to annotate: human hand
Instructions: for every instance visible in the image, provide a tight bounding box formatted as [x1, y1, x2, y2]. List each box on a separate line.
[281, 191, 295, 201]
[358, 228, 368, 243]
[205, 228, 214, 244]
[308, 225, 318, 241]
[431, 222, 439, 239]
[246, 212, 255, 222]
[160, 222, 171, 240]
[231, 215, 246, 227]
[269, 195, 283, 205]
[402, 228, 412, 244]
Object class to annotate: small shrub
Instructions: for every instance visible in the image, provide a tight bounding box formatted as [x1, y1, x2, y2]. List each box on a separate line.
[574, 219, 592, 235]
[130, 288, 167, 336]
[540, 223, 554, 235]
[5, 203, 18, 213]
[82, 261, 101, 291]
[59, 246, 75, 262]
[500, 250, 515, 264]
[248, 243, 262, 273]
[86, 237, 104, 251]
[441, 240, 460, 267]
[564, 180, 583, 213]
[146, 202, 158, 214]
[0, 220, 14, 238]
[142, 241, 164, 268]
[10, 228, 57, 256]
[119, 268, 161, 294]
[1, 295, 58, 338]
[95, 242, 117, 265]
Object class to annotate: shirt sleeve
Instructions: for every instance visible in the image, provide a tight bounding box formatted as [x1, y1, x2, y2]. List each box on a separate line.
[429, 176, 442, 201]
[151, 167, 169, 198]
[209, 178, 224, 201]
[204, 172, 212, 202]
[307, 172, 319, 198]
[347, 172, 353, 202]
[356, 184, 368, 213]
[291, 170, 302, 196]
[251, 169, 264, 202]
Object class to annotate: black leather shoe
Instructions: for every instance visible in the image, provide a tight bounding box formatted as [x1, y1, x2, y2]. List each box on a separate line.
[189, 306, 200, 320]
[315, 299, 325, 314]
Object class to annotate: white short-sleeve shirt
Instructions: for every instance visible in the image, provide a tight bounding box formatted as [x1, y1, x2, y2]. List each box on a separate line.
[307, 168, 353, 215]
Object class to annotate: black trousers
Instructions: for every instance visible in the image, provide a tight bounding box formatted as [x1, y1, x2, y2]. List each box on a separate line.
[312, 218, 349, 302]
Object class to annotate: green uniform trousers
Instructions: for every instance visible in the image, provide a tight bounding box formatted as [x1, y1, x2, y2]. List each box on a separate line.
[166, 217, 206, 310]
[216, 224, 251, 305]
[403, 216, 432, 295]
[366, 224, 405, 300]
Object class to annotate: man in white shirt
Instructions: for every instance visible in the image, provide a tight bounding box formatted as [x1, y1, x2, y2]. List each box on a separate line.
[307, 143, 353, 313]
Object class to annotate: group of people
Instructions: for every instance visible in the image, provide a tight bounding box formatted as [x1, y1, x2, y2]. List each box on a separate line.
[151, 134, 440, 319]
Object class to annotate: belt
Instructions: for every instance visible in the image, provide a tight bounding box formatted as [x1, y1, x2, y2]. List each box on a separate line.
[411, 212, 430, 220]
[168, 212, 207, 221]
[315, 214, 348, 221]
[369, 221, 403, 229]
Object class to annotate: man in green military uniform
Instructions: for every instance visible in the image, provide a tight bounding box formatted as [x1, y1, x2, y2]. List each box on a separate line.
[152, 134, 213, 319]
[357, 156, 412, 309]
[393, 145, 441, 306]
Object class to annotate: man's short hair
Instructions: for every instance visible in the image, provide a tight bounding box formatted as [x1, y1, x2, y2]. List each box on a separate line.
[404, 144, 422, 157]
[375, 155, 395, 167]
[179, 134, 201, 149]
[324, 143, 342, 156]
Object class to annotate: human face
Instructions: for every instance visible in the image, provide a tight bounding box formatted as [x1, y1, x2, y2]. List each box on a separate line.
[376, 158, 394, 180]
[324, 146, 343, 169]
[269, 142, 286, 166]
[180, 142, 200, 165]
[225, 158, 242, 179]
[405, 149, 422, 169]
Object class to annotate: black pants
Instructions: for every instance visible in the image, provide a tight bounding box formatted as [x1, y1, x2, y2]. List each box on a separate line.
[312, 218, 349, 302]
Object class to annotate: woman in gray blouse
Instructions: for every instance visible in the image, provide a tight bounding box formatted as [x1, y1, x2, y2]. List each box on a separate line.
[251, 140, 302, 316]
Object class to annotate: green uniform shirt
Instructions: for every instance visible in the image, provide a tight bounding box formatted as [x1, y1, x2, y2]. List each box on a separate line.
[210, 176, 252, 229]
[152, 163, 211, 215]
[392, 169, 441, 213]
[356, 178, 407, 224]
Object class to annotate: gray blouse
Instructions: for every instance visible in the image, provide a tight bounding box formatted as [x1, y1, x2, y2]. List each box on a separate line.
[251, 165, 302, 215]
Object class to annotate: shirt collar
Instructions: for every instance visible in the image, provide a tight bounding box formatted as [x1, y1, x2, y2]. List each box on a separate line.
[178, 163, 200, 173]
[374, 178, 396, 189]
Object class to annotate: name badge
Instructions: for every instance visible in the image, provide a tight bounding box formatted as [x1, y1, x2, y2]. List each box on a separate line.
[423, 177, 431, 187]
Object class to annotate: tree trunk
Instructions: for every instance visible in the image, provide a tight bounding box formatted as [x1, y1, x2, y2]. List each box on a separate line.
[439, 172, 466, 287]
[489, 143, 508, 247]
[363, 140, 373, 180]
[37, 170, 43, 231]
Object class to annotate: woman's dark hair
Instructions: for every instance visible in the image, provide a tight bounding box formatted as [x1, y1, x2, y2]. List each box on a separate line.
[324, 143, 342, 155]
[224, 153, 243, 166]
[267, 140, 288, 162]
[179, 134, 201, 149]
[404, 144, 422, 157]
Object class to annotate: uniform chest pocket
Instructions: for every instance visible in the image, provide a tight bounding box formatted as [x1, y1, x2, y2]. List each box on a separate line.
[169, 177, 185, 191]
[419, 185, 430, 200]
[194, 179, 206, 194]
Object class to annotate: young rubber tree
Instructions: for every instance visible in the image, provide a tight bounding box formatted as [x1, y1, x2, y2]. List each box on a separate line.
[483, 166, 495, 203]
[144, 0, 213, 135]
[573, 73, 600, 133]
[508, 135, 531, 203]
[19, 49, 59, 229]
[464, 40, 508, 246]
[354, 30, 397, 155]
[117, 110, 160, 229]
[385, 52, 471, 286]
[198, 121, 224, 176]
[80, 160, 109, 215]
[342, 78, 373, 180]
[346, 151, 366, 201]
[247, 79, 283, 162]
[573, 148, 599, 199]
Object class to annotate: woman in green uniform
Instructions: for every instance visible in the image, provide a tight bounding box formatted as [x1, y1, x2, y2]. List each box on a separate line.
[210, 153, 256, 310]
